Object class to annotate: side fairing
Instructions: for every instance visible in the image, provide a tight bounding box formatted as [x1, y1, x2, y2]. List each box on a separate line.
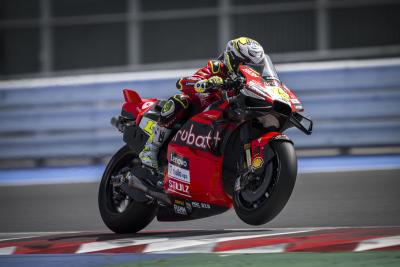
[165, 108, 234, 208]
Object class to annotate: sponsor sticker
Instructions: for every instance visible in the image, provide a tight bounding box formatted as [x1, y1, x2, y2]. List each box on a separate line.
[273, 134, 289, 140]
[141, 101, 154, 110]
[242, 67, 259, 78]
[252, 157, 264, 169]
[168, 180, 190, 197]
[174, 200, 192, 214]
[191, 201, 211, 209]
[172, 124, 222, 151]
[291, 98, 300, 104]
[168, 153, 190, 183]
[170, 153, 189, 169]
[173, 204, 187, 215]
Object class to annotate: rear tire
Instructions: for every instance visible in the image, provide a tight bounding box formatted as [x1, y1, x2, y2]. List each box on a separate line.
[233, 141, 297, 225]
[98, 145, 157, 233]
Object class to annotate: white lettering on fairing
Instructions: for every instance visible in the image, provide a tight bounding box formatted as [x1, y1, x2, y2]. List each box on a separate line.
[168, 180, 190, 196]
[170, 153, 188, 168]
[172, 124, 221, 150]
[168, 164, 190, 183]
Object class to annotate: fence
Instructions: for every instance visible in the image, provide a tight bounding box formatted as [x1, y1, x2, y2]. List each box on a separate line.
[0, 58, 399, 165]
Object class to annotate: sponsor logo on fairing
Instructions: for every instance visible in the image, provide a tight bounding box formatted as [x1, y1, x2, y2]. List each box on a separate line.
[172, 124, 222, 150]
[173, 204, 187, 215]
[168, 180, 190, 196]
[168, 153, 190, 183]
[191, 201, 211, 209]
[251, 157, 264, 169]
[242, 67, 259, 78]
[170, 153, 189, 169]
[291, 98, 300, 104]
[273, 134, 289, 140]
[168, 164, 190, 183]
[141, 101, 154, 109]
[173, 200, 192, 214]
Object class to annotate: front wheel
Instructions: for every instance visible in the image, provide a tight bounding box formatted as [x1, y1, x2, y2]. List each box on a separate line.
[233, 141, 297, 225]
[98, 145, 157, 233]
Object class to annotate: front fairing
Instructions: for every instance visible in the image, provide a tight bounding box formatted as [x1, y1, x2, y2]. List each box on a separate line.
[239, 64, 303, 112]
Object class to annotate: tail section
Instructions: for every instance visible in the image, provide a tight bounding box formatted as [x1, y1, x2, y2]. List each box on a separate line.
[122, 89, 143, 118]
[121, 88, 158, 123]
[123, 89, 143, 106]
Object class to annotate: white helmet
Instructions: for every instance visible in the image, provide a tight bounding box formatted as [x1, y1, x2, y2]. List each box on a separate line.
[223, 37, 265, 73]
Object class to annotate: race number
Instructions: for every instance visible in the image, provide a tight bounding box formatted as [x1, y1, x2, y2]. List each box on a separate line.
[143, 119, 156, 136]
[272, 87, 290, 102]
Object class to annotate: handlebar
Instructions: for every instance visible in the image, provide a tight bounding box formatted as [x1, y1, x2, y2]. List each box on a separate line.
[223, 76, 246, 91]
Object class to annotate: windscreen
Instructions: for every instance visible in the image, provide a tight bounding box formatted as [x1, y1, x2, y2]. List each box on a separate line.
[244, 55, 280, 81]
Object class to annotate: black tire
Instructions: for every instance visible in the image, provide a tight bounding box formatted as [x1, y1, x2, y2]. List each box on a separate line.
[98, 145, 157, 233]
[233, 141, 297, 225]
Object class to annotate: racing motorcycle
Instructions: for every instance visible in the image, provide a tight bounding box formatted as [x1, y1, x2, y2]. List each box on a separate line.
[98, 56, 313, 233]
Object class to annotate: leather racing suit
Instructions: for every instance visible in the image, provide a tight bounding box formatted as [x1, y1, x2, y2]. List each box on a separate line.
[159, 59, 229, 128]
[138, 59, 229, 169]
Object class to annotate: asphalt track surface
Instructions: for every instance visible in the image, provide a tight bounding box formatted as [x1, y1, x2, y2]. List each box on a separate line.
[0, 169, 399, 232]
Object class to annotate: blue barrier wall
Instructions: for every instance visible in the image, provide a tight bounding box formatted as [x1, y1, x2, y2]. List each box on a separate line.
[1, 60, 400, 160]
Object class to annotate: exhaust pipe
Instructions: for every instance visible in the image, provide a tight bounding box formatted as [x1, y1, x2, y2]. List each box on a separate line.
[111, 116, 135, 132]
[126, 172, 171, 205]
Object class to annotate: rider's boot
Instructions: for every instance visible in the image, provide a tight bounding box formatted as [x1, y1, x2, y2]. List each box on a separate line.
[139, 123, 172, 170]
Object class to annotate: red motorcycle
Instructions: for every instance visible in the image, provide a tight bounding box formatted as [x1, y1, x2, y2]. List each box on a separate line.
[98, 57, 312, 233]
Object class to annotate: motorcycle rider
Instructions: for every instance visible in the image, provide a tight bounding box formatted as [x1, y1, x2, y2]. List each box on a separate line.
[139, 37, 269, 169]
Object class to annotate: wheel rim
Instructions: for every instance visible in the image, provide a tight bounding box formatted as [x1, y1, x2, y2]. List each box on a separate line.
[241, 162, 273, 202]
[104, 151, 138, 214]
[235, 148, 281, 211]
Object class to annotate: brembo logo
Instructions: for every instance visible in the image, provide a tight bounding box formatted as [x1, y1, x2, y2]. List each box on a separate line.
[172, 124, 222, 150]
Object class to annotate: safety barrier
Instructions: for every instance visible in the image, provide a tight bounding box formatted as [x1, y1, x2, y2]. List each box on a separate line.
[0, 59, 399, 162]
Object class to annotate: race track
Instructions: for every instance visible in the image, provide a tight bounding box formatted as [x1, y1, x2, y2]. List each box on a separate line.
[0, 169, 399, 232]
[1, 168, 400, 266]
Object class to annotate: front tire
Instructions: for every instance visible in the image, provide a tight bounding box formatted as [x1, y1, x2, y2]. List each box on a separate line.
[98, 145, 157, 233]
[233, 141, 297, 225]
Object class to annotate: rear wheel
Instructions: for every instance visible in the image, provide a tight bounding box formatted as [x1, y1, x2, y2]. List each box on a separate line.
[98, 145, 157, 233]
[233, 141, 297, 225]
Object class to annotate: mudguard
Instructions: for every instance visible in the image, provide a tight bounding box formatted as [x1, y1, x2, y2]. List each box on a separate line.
[250, 132, 293, 169]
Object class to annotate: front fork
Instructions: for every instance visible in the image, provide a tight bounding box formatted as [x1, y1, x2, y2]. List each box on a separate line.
[235, 131, 291, 192]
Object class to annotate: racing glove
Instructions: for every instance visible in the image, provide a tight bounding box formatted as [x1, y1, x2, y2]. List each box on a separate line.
[194, 76, 224, 93]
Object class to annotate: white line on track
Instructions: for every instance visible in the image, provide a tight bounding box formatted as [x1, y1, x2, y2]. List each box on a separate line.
[2, 227, 400, 254]
[0, 246, 16, 255]
[76, 238, 169, 254]
[143, 229, 315, 253]
[354, 235, 400, 252]
[217, 243, 289, 254]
